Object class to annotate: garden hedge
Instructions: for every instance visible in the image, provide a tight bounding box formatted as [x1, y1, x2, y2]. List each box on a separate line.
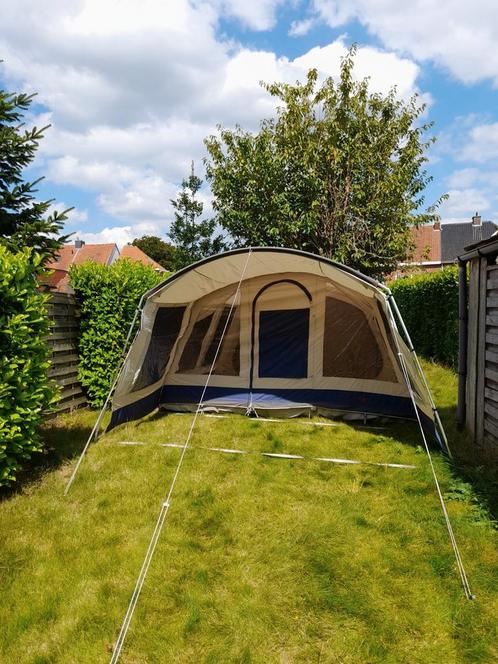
[0, 247, 56, 486]
[389, 267, 459, 368]
[70, 259, 165, 407]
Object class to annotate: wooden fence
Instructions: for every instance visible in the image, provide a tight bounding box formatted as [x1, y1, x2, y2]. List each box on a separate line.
[46, 293, 87, 414]
[466, 259, 498, 458]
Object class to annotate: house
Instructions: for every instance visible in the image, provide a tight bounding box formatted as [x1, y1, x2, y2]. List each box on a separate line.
[399, 214, 497, 275]
[42, 239, 165, 293]
[120, 244, 166, 272]
[457, 233, 498, 460]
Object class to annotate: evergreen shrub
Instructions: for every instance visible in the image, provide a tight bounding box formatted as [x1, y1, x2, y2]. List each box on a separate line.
[390, 267, 459, 368]
[70, 260, 164, 407]
[0, 247, 55, 486]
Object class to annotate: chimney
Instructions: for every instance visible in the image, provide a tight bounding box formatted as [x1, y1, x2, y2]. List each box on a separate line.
[433, 218, 441, 231]
[472, 212, 481, 226]
[74, 239, 85, 249]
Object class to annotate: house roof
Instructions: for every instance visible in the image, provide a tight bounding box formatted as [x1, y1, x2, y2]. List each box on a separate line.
[120, 244, 166, 271]
[44, 243, 118, 292]
[43, 241, 166, 292]
[47, 243, 118, 271]
[441, 221, 497, 263]
[410, 225, 441, 263]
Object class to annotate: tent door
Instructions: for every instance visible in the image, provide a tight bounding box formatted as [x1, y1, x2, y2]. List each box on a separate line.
[258, 308, 309, 378]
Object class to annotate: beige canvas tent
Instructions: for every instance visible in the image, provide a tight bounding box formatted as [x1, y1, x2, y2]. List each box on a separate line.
[108, 247, 447, 451]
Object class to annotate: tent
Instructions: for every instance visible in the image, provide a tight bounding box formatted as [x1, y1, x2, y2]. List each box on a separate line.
[107, 247, 447, 451]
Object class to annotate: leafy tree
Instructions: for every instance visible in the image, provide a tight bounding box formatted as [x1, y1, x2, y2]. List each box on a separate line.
[169, 162, 225, 270]
[204, 48, 444, 277]
[0, 89, 69, 260]
[131, 235, 177, 270]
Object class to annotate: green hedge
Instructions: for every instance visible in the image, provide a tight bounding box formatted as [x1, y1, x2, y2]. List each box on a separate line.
[389, 267, 459, 368]
[70, 259, 165, 407]
[0, 247, 56, 486]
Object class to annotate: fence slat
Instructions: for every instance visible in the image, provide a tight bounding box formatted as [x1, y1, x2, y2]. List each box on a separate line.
[46, 293, 86, 414]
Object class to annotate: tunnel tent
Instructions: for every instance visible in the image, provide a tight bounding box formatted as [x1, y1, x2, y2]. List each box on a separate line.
[108, 247, 447, 450]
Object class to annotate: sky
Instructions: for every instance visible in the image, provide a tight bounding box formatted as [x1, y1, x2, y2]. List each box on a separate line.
[1, 0, 498, 247]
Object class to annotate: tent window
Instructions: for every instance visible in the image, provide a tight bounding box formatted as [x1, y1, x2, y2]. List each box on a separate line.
[208, 306, 240, 376]
[178, 306, 240, 375]
[131, 306, 185, 392]
[179, 313, 213, 372]
[323, 297, 384, 379]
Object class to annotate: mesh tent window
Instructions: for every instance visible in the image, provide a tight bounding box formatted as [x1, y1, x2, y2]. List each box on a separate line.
[131, 306, 185, 392]
[322, 297, 395, 380]
[178, 306, 240, 376]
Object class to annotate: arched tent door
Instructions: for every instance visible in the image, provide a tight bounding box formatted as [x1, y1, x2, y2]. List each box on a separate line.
[250, 279, 312, 389]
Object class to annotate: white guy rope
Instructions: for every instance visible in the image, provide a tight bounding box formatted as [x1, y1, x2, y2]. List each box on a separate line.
[203, 413, 385, 429]
[116, 440, 416, 469]
[396, 350, 475, 600]
[386, 296, 473, 598]
[64, 299, 143, 495]
[109, 248, 253, 663]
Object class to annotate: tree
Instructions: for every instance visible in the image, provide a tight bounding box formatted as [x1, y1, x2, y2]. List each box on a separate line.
[0, 89, 69, 260]
[169, 162, 225, 270]
[204, 48, 445, 278]
[131, 235, 177, 270]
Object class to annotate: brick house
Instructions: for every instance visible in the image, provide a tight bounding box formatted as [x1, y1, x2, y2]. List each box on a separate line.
[43, 240, 165, 293]
[397, 214, 497, 276]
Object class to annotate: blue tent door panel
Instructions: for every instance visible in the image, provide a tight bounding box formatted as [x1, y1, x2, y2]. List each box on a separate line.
[258, 308, 309, 378]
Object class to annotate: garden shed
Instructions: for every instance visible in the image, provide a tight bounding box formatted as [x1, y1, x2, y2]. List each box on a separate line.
[458, 232, 498, 458]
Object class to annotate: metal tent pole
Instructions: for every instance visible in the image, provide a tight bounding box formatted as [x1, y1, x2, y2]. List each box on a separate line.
[388, 293, 451, 456]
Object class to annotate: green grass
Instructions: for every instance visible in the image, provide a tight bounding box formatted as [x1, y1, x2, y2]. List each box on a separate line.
[1, 361, 497, 663]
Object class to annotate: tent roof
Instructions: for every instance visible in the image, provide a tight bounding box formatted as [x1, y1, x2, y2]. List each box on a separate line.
[143, 247, 389, 306]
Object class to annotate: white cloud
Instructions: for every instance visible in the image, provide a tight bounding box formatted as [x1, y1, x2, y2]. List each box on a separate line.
[440, 188, 491, 219]
[206, 0, 285, 31]
[75, 222, 163, 248]
[459, 123, 498, 163]
[294, 41, 422, 100]
[446, 168, 481, 189]
[311, 0, 498, 86]
[289, 17, 316, 37]
[45, 201, 88, 226]
[0, 0, 428, 241]
[47, 156, 179, 223]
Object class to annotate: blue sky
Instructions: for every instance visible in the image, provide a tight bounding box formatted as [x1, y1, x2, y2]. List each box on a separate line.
[1, 0, 498, 246]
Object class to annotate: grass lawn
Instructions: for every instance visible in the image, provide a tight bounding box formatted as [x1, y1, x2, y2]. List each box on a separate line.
[1, 361, 497, 663]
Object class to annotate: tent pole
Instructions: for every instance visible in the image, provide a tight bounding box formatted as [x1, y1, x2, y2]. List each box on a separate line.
[64, 296, 145, 496]
[387, 294, 451, 456]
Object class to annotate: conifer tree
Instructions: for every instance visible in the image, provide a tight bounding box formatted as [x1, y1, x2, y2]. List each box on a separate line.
[169, 163, 225, 269]
[0, 89, 69, 259]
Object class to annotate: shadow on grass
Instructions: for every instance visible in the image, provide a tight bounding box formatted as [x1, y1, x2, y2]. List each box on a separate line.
[347, 406, 498, 522]
[437, 404, 498, 522]
[0, 407, 99, 503]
